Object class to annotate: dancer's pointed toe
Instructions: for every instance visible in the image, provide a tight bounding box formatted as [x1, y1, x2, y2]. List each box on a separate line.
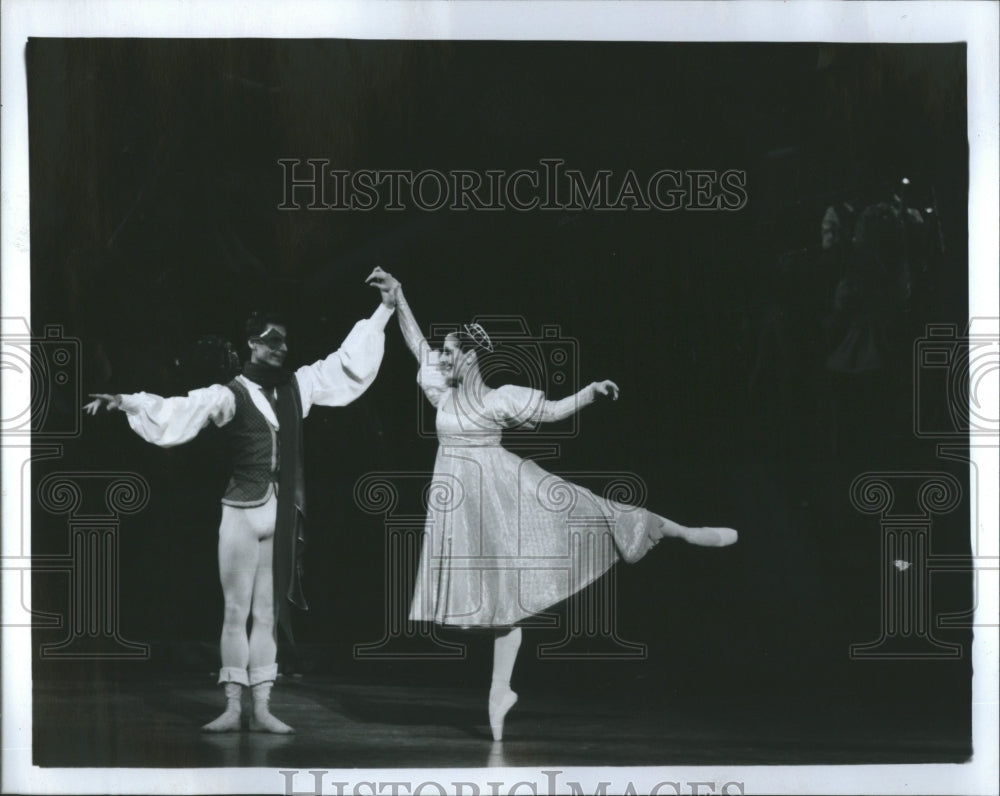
[488, 688, 518, 742]
[685, 526, 739, 547]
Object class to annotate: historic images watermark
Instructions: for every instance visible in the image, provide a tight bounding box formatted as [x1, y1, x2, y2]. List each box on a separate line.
[277, 158, 748, 212]
[279, 769, 746, 796]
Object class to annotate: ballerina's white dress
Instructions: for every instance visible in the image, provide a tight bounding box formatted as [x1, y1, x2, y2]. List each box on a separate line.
[408, 354, 662, 628]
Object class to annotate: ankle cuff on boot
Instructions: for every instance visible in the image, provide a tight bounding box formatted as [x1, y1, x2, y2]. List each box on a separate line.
[218, 666, 249, 686]
[249, 663, 279, 686]
[223, 681, 244, 699]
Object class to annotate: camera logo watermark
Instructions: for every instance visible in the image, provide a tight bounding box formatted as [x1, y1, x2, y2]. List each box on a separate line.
[913, 321, 999, 438]
[0, 318, 82, 439]
[416, 316, 582, 441]
[278, 158, 748, 212]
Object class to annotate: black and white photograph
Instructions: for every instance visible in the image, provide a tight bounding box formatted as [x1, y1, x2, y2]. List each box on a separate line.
[2, 2, 998, 794]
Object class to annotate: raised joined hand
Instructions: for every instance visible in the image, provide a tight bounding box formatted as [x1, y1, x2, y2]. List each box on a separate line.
[365, 266, 400, 307]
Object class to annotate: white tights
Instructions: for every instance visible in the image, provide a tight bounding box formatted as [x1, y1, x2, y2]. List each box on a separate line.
[489, 627, 521, 740]
[216, 494, 278, 684]
[491, 626, 522, 689]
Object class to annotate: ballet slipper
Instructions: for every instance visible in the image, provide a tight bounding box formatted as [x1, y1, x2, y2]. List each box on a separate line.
[488, 685, 518, 742]
[683, 526, 738, 547]
[201, 682, 243, 733]
[249, 709, 294, 734]
[249, 681, 295, 734]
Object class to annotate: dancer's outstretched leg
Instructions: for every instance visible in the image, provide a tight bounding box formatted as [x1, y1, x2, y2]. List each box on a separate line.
[489, 627, 521, 741]
[653, 516, 738, 547]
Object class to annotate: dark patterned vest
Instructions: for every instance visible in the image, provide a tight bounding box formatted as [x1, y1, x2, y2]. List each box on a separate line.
[222, 378, 282, 506]
[222, 375, 310, 637]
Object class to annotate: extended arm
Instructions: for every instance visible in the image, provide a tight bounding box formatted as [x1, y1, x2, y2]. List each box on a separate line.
[296, 301, 395, 415]
[367, 267, 454, 409]
[538, 380, 620, 423]
[394, 287, 430, 364]
[84, 385, 236, 447]
[366, 266, 427, 364]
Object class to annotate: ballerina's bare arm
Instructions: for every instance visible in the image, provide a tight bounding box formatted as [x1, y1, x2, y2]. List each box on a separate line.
[366, 267, 427, 363]
[391, 289, 429, 364]
[538, 380, 620, 423]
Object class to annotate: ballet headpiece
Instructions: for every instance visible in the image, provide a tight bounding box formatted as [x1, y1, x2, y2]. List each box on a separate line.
[462, 322, 494, 353]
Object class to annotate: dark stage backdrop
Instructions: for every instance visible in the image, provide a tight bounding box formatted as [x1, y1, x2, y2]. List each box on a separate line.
[28, 39, 971, 755]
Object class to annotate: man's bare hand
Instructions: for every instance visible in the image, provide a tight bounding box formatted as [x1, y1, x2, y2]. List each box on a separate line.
[366, 266, 400, 307]
[591, 380, 620, 401]
[84, 393, 122, 415]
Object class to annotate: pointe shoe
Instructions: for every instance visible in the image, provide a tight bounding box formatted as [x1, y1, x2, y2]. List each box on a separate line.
[684, 527, 738, 547]
[489, 688, 518, 742]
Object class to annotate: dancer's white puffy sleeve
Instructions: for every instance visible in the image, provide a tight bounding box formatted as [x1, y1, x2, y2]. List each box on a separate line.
[488, 385, 547, 429]
[538, 387, 595, 423]
[416, 350, 449, 409]
[119, 385, 236, 447]
[296, 303, 394, 417]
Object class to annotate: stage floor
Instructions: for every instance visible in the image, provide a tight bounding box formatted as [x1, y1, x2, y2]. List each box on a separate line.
[33, 673, 971, 769]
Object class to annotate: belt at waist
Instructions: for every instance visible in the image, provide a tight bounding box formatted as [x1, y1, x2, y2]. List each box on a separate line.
[437, 433, 502, 448]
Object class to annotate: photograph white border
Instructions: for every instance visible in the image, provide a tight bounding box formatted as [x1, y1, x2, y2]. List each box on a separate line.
[3, 2, 997, 794]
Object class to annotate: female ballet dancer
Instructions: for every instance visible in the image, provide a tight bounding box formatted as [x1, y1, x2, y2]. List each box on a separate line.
[366, 267, 738, 741]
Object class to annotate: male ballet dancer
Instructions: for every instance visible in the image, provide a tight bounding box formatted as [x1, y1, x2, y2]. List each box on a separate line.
[85, 275, 398, 732]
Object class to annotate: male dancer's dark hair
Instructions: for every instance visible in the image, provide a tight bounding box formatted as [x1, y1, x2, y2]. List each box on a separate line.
[245, 311, 287, 339]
